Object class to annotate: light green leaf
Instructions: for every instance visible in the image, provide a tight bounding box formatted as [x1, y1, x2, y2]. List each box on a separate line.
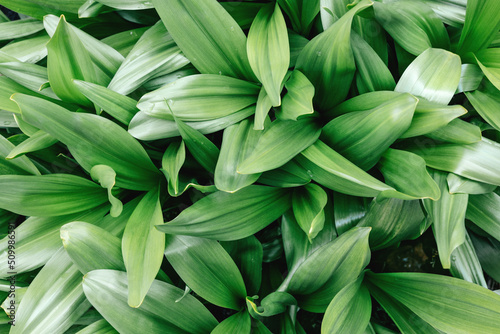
[0, 33, 49, 63]
[101, 27, 148, 57]
[0, 0, 85, 20]
[95, 0, 153, 9]
[90, 165, 123, 217]
[0, 76, 52, 113]
[321, 92, 417, 170]
[14, 94, 161, 191]
[78, 0, 105, 18]
[295, 0, 373, 111]
[423, 170, 467, 269]
[164, 235, 246, 310]
[157, 185, 291, 241]
[373, 1, 449, 56]
[137, 74, 259, 121]
[258, 159, 311, 188]
[0, 133, 40, 175]
[378, 149, 441, 200]
[466, 86, 500, 132]
[0, 61, 58, 99]
[152, 0, 256, 81]
[107, 21, 189, 95]
[6, 130, 57, 159]
[75, 319, 118, 334]
[161, 141, 186, 196]
[254, 86, 274, 130]
[0, 174, 108, 217]
[0, 18, 44, 41]
[277, 70, 315, 120]
[447, 173, 496, 195]
[474, 48, 500, 90]
[247, 292, 296, 317]
[278, 0, 319, 35]
[73, 80, 138, 125]
[247, 3, 289, 106]
[321, 275, 371, 334]
[366, 271, 500, 334]
[426, 118, 482, 144]
[215, 118, 263, 192]
[212, 311, 251, 334]
[292, 183, 328, 242]
[466, 192, 500, 243]
[83, 269, 218, 334]
[395, 48, 461, 105]
[122, 189, 165, 307]
[457, 63, 484, 93]
[327, 90, 400, 119]
[61, 222, 125, 274]
[449, 231, 488, 287]
[238, 117, 321, 174]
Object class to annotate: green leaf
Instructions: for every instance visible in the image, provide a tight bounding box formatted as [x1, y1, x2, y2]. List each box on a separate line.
[90, 165, 123, 217]
[366, 271, 500, 334]
[277, 70, 315, 120]
[373, 1, 449, 56]
[107, 21, 189, 95]
[0, 33, 49, 63]
[215, 118, 263, 193]
[94, 0, 153, 9]
[238, 117, 321, 174]
[333, 192, 369, 235]
[6, 130, 58, 160]
[78, 0, 105, 18]
[378, 149, 441, 200]
[122, 189, 165, 307]
[0, 18, 44, 41]
[161, 141, 186, 196]
[73, 80, 138, 125]
[164, 235, 246, 310]
[157, 185, 291, 241]
[138, 74, 259, 121]
[0, 61, 58, 99]
[101, 27, 148, 57]
[466, 86, 500, 132]
[74, 319, 118, 334]
[358, 198, 425, 250]
[292, 183, 328, 242]
[457, 0, 500, 55]
[409, 138, 500, 186]
[14, 94, 161, 191]
[327, 90, 400, 119]
[449, 231, 488, 287]
[258, 159, 311, 188]
[321, 93, 417, 170]
[474, 48, 500, 91]
[447, 173, 496, 195]
[457, 64, 484, 93]
[83, 269, 218, 334]
[254, 86, 274, 130]
[152, 0, 256, 81]
[0, 133, 40, 175]
[221, 2, 265, 30]
[0, 0, 84, 20]
[321, 275, 371, 334]
[212, 311, 251, 334]
[0, 76, 54, 113]
[295, 0, 373, 111]
[278, 0, 320, 35]
[46, 16, 99, 107]
[247, 3, 289, 106]
[426, 118, 482, 144]
[466, 192, 500, 243]
[0, 174, 108, 217]
[61, 222, 125, 274]
[469, 232, 500, 285]
[247, 292, 297, 317]
[395, 48, 461, 105]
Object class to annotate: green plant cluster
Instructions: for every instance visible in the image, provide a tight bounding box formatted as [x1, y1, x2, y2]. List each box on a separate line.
[0, 0, 500, 333]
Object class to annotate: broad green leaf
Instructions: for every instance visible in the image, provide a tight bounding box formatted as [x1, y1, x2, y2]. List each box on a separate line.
[258, 159, 311, 188]
[128, 106, 255, 141]
[466, 192, 500, 243]
[74, 80, 138, 125]
[457, 0, 500, 55]
[278, 0, 320, 35]
[247, 3, 289, 106]
[157, 185, 291, 241]
[61, 222, 125, 274]
[418, 0, 466, 28]
[90, 165, 123, 217]
[0, 174, 108, 217]
[46, 16, 99, 106]
[366, 271, 500, 334]
[0, 33, 49, 63]
[292, 183, 328, 242]
[215, 118, 263, 193]
[101, 27, 148, 57]
[319, 0, 348, 29]
[351, 32, 395, 94]
[295, 0, 373, 111]
[278, 70, 315, 120]
[423, 170, 467, 269]
[137, 74, 259, 121]
[409, 138, 500, 186]
[75, 319, 118, 334]
[122, 189, 165, 307]
[469, 232, 500, 285]
[254, 86, 274, 130]
[0, 18, 44, 41]
[447, 173, 496, 195]
[0, 206, 108, 278]
[212, 311, 251, 334]
[0, 61, 58, 99]
[321, 93, 417, 170]
[152, 0, 256, 81]
[457, 64, 484, 93]
[327, 90, 401, 119]
[400, 100, 467, 138]
[11, 248, 90, 334]
[175, 119, 219, 173]
[449, 231, 488, 287]
[83, 269, 218, 334]
[352, 15, 389, 65]
[378, 149, 441, 200]
[247, 292, 297, 317]
[78, 0, 105, 18]
[0, 76, 53, 113]
[0, 133, 40, 175]
[0, 0, 85, 20]
[238, 117, 321, 174]
[142, 66, 200, 91]
[220, 2, 265, 30]
[333, 192, 369, 235]
[373, 1, 449, 56]
[426, 118, 482, 144]
[161, 141, 186, 196]
[358, 198, 425, 250]
[14, 94, 161, 191]
[395, 48, 461, 105]
[164, 235, 246, 310]
[107, 21, 189, 95]
[474, 48, 500, 90]
[95, 0, 153, 9]
[321, 275, 371, 334]
[6, 130, 58, 160]
[466, 87, 500, 132]
[221, 236, 263, 296]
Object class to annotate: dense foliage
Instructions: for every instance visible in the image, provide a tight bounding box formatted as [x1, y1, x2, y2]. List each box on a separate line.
[0, 0, 500, 333]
